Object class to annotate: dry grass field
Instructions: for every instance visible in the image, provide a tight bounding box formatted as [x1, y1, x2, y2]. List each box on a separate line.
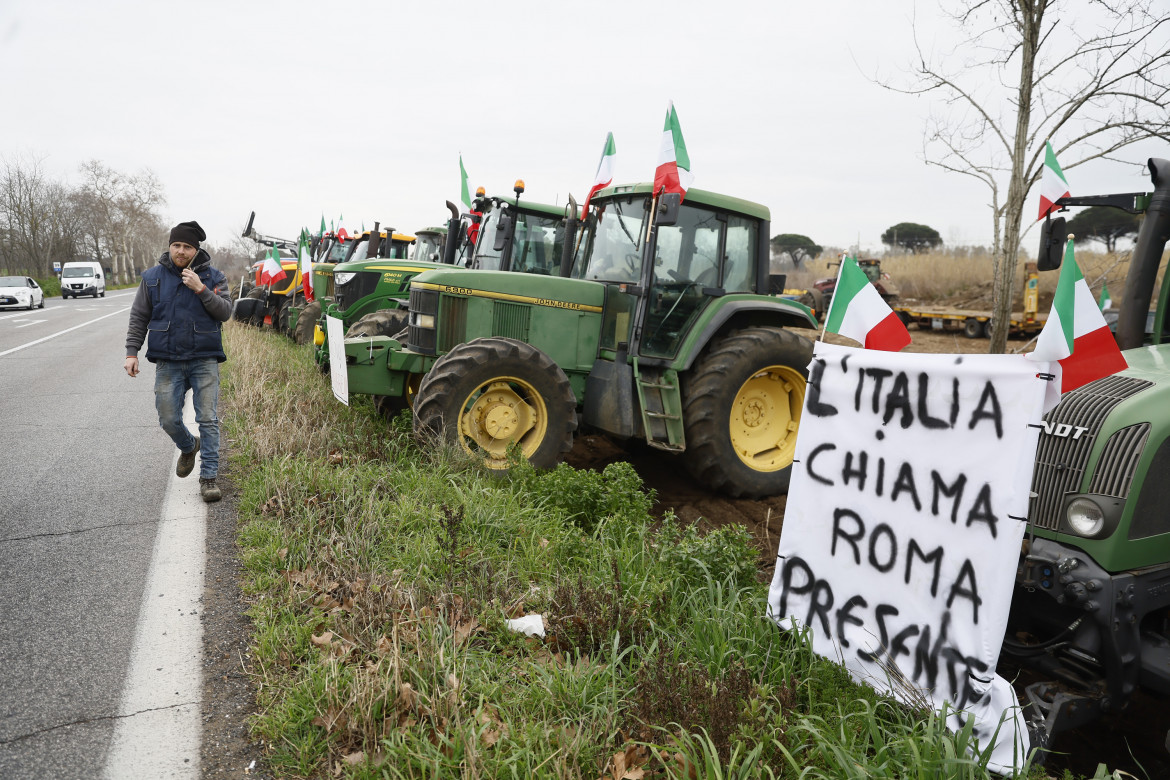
[782, 246, 1151, 312]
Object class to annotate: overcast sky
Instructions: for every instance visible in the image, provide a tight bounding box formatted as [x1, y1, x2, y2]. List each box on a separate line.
[3, 0, 1166, 256]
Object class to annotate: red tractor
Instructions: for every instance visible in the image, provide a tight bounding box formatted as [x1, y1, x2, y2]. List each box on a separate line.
[803, 256, 898, 320]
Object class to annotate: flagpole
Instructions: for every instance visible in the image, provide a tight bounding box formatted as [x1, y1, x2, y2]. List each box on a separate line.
[817, 254, 848, 343]
[645, 190, 660, 247]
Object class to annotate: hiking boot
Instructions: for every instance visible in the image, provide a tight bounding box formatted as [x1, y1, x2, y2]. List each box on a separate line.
[177, 437, 200, 478]
[199, 477, 222, 503]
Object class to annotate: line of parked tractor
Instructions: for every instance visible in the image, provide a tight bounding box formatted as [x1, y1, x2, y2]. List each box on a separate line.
[230, 158, 1170, 763]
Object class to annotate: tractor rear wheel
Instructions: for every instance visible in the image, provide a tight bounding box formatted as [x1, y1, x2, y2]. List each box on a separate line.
[413, 338, 576, 470]
[681, 326, 813, 498]
[244, 287, 267, 328]
[294, 300, 321, 345]
[345, 308, 408, 339]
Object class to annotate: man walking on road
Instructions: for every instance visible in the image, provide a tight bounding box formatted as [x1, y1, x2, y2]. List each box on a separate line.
[124, 221, 232, 502]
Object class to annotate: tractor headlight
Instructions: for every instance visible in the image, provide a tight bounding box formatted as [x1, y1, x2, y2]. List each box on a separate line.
[1066, 497, 1105, 537]
[334, 272, 356, 286]
[412, 312, 435, 329]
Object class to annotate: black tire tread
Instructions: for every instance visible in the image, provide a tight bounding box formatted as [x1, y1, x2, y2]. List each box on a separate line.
[681, 326, 813, 498]
[413, 337, 577, 469]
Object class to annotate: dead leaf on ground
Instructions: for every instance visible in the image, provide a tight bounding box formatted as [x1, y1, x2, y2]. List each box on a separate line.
[310, 631, 334, 649]
[453, 616, 482, 646]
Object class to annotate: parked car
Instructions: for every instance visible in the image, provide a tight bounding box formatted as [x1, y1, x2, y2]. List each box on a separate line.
[0, 275, 45, 310]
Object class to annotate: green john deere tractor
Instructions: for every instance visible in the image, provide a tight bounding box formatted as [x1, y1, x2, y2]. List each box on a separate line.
[1001, 155, 1170, 756]
[340, 182, 817, 497]
[314, 184, 573, 373]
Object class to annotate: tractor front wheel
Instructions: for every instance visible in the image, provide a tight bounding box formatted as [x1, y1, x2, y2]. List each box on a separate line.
[345, 308, 408, 339]
[294, 300, 322, 345]
[681, 327, 813, 498]
[413, 338, 576, 470]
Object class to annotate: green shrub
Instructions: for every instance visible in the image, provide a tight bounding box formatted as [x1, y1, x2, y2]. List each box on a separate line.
[656, 518, 759, 590]
[509, 459, 655, 533]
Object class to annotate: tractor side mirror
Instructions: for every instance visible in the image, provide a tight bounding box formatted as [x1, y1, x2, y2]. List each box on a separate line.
[1038, 216, 1066, 272]
[494, 212, 514, 252]
[768, 273, 787, 295]
[656, 192, 681, 226]
[242, 211, 255, 238]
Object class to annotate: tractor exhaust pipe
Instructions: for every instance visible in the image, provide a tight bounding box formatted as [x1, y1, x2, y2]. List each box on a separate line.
[1118, 158, 1170, 349]
[442, 201, 461, 265]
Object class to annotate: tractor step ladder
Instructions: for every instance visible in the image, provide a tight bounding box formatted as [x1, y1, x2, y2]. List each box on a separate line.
[633, 361, 685, 452]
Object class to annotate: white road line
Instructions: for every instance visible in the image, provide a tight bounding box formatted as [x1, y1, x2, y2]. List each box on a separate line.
[0, 307, 129, 357]
[104, 403, 205, 779]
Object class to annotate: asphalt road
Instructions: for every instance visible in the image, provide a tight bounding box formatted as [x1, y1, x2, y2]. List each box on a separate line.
[0, 291, 199, 778]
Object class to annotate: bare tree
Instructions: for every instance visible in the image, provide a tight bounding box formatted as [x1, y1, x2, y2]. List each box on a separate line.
[0, 154, 78, 275]
[75, 160, 167, 284]
[883, 1, 1169, 352]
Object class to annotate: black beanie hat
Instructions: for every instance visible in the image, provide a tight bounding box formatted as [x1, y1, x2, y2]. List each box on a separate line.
[169, 221, 206, 248]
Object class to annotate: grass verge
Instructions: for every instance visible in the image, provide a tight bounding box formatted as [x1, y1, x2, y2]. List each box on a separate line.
[222, 322, 1089, 779]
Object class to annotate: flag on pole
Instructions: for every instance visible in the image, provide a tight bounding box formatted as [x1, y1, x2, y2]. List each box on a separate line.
[1027, 237, 1127, 396]
[459, 155, 471, 209]
[260, 247, 287, 286]
[299, 230, 314, 303]
[583, 132, 616, 216]
[1098, 281, 1112, 311]
[824, 256, 912, 351]
[318, 215, 326, 239]
[654, 101, 693, 200]
[1038, 141, 1070, 220]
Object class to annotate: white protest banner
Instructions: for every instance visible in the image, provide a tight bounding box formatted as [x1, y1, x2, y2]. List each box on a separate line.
[768, 342, 1050, 774]
[326, 315, 349, 405]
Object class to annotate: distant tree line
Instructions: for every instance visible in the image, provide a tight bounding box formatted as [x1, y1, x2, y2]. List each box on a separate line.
[0, 155, 170, 284]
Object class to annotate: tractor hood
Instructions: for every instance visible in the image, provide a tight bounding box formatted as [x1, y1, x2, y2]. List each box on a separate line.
[408, 268, 606, 312]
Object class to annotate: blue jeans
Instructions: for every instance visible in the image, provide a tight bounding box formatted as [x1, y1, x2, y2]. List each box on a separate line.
[154, 358, 221, 479]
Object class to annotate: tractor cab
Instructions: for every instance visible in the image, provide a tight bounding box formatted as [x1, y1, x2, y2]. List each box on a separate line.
[467, 181, 567, 276]
[411, 228, 447, 263]
[342, 229, 416, 263]
[574, 183, 796, 361]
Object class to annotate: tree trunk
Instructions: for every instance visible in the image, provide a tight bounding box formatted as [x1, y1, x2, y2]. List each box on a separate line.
[988, 1, 1043, 354]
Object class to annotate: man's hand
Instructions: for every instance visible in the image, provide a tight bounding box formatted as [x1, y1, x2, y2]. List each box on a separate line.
[181, 268, 206, 293]
[124, 356, 139, 377]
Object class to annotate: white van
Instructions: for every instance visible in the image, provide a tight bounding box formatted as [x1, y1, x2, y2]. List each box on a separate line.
[60, 261, 106, 299]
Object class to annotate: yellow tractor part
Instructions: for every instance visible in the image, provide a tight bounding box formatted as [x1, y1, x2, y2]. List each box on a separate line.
[457, 377, 548, 469]
[729, 364, 805, 473]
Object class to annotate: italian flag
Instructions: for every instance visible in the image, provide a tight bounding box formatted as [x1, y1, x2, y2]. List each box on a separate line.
[1027, 238, 1127, 395]
[582, 131, 616, 216]
[318, 215, 326, 239]
[1098, 280, 1112, 310]
[259, 247, 287, 286]
[1038, 140, 1070, 220]
[459, 154, 472, 209]
[298, 230, 314, 303]
[824, 256, 911, 351]
[654, 101, 693, 199]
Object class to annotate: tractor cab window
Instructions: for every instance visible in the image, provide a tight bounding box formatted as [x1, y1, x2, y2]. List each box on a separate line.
[723, 216, 757, 293]
[642, 202, 743, 358]
[576, 196, 649, 283]
[389, 239, 412, 260]
[413, 234, 444, 263]
[473, 208, 565, 274]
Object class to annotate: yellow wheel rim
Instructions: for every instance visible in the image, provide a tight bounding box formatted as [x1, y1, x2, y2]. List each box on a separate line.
[458, 376, 548, 469]
[404, 373, 422, 409]
[729, 365, 805, 473]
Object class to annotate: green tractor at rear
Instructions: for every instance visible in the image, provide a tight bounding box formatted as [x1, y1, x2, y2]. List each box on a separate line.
[341, 183, 817, 497]
[1001, 155, 1170, 755]
[314, 187, 573, 371]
